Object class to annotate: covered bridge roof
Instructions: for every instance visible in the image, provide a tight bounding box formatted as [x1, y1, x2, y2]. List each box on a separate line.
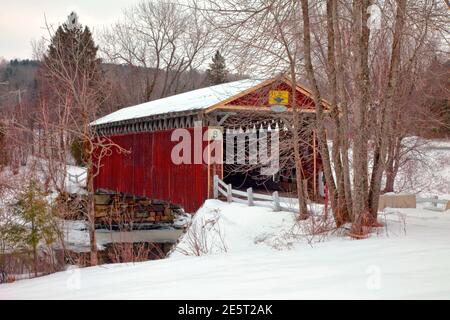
[92, 79, 263, 126]
[93, 76, 331, 128]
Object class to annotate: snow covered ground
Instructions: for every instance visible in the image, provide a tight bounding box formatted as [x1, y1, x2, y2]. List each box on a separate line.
[0, 140, 449, 299]
[0, 157, 87, 198]
[1, 199, 449, 299]
[394, 138, 450, 196]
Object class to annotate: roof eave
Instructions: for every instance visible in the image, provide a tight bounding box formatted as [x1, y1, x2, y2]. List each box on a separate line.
[92, 109, 203, 129]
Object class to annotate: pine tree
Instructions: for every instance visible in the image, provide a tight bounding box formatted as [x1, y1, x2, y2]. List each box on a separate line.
[42, 11, 103, 109]
[206, 50, 228, 85]
[41, 12, 105, 166]
[11, 180, 57, 276]
[44, 12, 101, 78]
[40, 13, 109, 267]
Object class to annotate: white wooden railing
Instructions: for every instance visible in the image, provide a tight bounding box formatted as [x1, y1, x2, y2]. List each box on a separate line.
[416, 196, 449, 212]
[68, 171, 87, 185]
[213, 175, 449, 213]
[213, 175, 298, 213]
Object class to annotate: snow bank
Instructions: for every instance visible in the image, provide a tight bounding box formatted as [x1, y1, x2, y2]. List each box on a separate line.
[1, 138, 449, 299]
[0, 157, 87, 198]
[173, 200, 298, 256]
[2, 199, 450, 299]
[381, 138, 450, 197]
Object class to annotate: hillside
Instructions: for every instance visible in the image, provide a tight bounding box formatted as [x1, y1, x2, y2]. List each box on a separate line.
[0, 60, 241, 118]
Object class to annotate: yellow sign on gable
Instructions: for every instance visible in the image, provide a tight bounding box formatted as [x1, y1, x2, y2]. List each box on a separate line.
[269, 90, 289, 105]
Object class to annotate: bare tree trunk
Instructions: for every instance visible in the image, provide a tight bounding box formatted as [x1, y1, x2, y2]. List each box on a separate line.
[326, 0, 350, 222]
[384, 136, 402, 192]
[87, 171, 98, 266]
[289, 74, 309, 218]
[33, 219, 38, 277]
[351, 0, 370, 224]
[33, 245, 38, 277]
[333, 0, 353, 220]
[368, 0, 407, 218]
[270, 4, 309, 217]
[300, 0, 346, 225]
[83, 112, 98, 266]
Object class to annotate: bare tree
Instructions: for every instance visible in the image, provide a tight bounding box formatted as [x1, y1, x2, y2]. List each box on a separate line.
[199, 0, 322, 217]
[101, 0, 212, 102]
[202, 0, 449, 232]
[176, 209, 227, 256]
[35, 14, 129, 266]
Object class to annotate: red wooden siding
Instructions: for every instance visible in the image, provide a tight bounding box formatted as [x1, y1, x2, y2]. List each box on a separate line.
[94, 127, 216, 213]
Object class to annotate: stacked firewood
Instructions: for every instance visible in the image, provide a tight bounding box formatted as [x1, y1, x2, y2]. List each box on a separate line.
[94, 189, 183, 224]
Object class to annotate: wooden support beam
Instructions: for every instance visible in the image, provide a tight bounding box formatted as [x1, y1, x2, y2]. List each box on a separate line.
[227, 184, 233, 203]
[273, 191, 281, 211]
[247, 187, 254, 206]
[213, 175, 219, 199]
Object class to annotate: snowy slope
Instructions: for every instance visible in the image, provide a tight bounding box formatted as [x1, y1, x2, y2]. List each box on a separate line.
[0, 158, 87, 197]
[92, 79, 263, 126]
[1, 200, 450, 299]
[394, 139, 450, 196]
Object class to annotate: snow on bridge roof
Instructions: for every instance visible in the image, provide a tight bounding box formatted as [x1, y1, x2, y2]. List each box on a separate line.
[92, 79, 263, 126]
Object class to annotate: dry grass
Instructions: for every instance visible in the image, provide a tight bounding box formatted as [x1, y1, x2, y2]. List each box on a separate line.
[175, 209, 228, 256]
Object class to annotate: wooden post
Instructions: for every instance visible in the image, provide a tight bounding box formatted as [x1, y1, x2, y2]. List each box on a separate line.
[313, 130, 317, 197]
[213, 175, 219, 199]
[303, 179, 309, 203]
[318, 171, 325, 197]
[433, 195, 438, 207]
[247, 187, 254, 206]
[227, 184, 232, 203]
[273, 191, 281, 211]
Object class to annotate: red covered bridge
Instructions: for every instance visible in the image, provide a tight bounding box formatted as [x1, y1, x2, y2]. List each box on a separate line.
[92, 76, 329, 213]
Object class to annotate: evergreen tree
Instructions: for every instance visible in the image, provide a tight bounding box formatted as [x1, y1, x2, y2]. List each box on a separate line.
[206, 50, 228, 85]
[41, 12, 105, 164]
[44, 12, 102, 86]
[41, 11, 104, 116]
[10, 180, 57, 276]
[70, 137, 85, 166]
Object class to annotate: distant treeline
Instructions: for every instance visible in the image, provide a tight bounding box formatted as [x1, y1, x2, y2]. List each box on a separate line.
[8, 59, 40, 67]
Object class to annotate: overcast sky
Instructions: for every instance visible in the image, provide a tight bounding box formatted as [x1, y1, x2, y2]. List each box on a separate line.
[0, 0, 142, 60]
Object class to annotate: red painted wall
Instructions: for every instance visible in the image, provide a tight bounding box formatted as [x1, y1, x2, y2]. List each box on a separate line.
[227, 80, 315, 109]
[94, 127, 214, 213]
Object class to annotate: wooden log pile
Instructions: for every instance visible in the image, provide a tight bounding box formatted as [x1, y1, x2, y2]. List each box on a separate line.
[94, 189, 183, 224]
